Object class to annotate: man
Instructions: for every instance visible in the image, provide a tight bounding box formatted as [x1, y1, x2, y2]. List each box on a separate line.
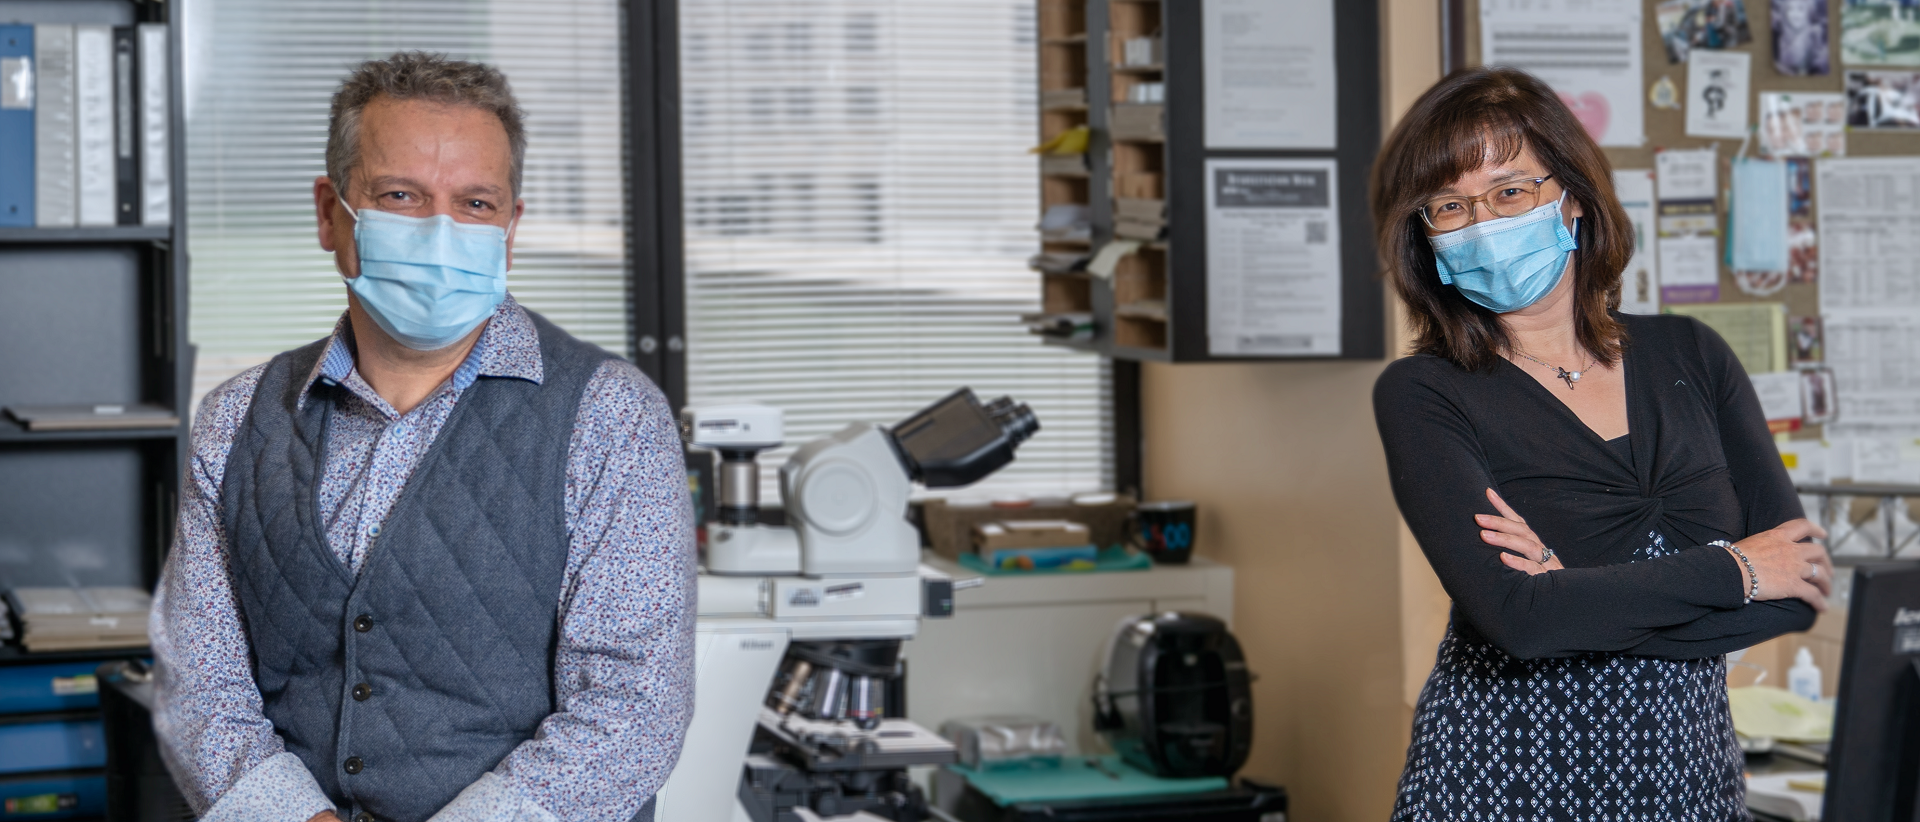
[151, 52, 695, 822]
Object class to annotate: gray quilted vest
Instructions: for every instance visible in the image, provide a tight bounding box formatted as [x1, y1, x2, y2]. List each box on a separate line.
[221, 311, 623, 822]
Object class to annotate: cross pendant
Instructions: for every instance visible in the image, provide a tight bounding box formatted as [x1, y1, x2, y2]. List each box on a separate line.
[1554, 367, 1581, 389]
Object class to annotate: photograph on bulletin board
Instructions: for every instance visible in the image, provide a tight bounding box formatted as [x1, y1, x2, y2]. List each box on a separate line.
[1773, 0, 1832, 75]
[1657, 0, 1754, 62]
[1846, 68, 1920, 128]
[1841, 0, 1920, 66]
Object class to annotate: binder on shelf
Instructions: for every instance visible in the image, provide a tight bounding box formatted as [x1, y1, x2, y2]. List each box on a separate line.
[112, 27, 137, 226]
[33, 24, 75, 228]
[136, 24, 168, 228]
[74, 26, 114, 227]
[0, 25, 36, 228]
[2, 403, 179, 432]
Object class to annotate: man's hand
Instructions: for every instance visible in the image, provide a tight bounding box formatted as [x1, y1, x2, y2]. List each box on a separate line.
[1478, 488, 1564, 575]
[308, 812, 343, 822]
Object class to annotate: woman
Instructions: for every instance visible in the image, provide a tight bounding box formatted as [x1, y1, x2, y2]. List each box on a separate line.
[1371, 68, 1835, 819]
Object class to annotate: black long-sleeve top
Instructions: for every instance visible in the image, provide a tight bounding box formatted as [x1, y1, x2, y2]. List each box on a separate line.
[1374, 312, 1816, 661]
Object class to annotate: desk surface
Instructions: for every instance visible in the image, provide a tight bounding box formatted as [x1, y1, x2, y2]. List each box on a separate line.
[1744, 752, 1826, 822]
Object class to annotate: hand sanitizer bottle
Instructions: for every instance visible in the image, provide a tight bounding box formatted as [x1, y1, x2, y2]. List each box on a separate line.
[1788, 647, 1823, 703]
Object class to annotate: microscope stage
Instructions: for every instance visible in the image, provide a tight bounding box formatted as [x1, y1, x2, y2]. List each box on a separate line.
[758, 707, 957, 771]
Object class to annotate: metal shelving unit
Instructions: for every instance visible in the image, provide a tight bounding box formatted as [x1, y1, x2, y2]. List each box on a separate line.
[0, 0, 186, 817]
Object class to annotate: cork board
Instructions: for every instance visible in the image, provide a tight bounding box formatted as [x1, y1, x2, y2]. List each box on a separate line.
[1460, 0, 1920, 443]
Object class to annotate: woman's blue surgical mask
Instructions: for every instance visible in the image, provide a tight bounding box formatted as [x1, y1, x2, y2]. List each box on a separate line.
[338, 197, 511, 351]
[1428, 193, 1578, 314]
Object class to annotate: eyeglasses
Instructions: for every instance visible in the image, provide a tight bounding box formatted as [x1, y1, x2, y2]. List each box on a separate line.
[1418, 175, 1555, 232]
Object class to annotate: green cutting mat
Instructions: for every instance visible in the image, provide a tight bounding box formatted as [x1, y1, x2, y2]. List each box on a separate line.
[951, 756, 1229, 805]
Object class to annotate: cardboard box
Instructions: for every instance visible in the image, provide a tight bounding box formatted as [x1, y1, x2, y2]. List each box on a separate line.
[973, 520, 1090, 551]
[920, 495, 1134, 559]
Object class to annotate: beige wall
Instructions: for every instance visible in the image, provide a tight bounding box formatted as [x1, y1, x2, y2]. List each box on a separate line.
[1136, 2, 1441, 818]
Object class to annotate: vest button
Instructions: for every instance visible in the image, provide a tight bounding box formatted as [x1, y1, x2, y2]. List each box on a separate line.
[353, 814, 374, 822]
[354, 615, 373, 632]
[352, 682, 372, 701]
[343, 756, 364, 775]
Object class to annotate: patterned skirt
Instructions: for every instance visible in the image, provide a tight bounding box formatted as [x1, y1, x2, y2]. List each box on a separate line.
[1391, 625, 1747, 821]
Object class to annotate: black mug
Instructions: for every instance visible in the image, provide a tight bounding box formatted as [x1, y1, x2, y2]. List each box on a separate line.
[1134, 500, 1196, 563]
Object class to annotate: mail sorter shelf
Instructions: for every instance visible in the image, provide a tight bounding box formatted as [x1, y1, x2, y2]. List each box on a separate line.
[1027, 0, 1385, 362]
[1032, 0, 1097, 351]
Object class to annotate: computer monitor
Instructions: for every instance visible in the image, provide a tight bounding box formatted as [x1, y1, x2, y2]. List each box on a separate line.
[1824, 562, 1920, 822]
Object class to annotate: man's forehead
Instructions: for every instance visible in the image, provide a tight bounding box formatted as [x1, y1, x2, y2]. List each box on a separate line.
[360, 97, 507, 135]
[353, 98, 513, 175]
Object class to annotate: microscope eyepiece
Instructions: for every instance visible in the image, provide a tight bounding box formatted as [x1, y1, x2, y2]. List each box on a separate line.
[989, 401, 1039, 448]
[888, 388, 1041, 488]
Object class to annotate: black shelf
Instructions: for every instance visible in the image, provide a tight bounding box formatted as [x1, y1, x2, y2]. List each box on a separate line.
[0, 424, 183, 444]
[0, 227, 171, 244]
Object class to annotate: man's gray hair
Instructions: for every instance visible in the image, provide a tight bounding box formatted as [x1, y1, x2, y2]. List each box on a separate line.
[326, 51, 527, 199]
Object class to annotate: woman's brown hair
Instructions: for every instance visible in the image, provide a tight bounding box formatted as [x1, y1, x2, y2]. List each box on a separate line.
[1369, 67, 1632, 372]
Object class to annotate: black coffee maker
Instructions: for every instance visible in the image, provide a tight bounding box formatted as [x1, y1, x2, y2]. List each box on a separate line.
[1091, 612, 1253, 779]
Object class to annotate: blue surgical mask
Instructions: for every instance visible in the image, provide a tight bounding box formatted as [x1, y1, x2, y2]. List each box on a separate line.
[1429, 193, 1578, 314]
[338, 197, 511, 351]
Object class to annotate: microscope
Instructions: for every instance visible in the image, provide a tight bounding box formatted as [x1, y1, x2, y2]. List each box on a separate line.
[657, 389, 1038, 822]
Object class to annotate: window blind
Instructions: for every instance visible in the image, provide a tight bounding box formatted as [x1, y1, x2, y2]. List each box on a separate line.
[181, 0, 629, 406]
[682, 0, 1112, 500]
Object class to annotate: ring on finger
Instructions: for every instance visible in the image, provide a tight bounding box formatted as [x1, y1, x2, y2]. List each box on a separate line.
[1539, 546, 1556, 565]
[1807, 562, 1819, 580]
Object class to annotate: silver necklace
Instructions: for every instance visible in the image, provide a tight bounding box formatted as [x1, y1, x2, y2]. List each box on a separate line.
[1514, 350, 1597, 390]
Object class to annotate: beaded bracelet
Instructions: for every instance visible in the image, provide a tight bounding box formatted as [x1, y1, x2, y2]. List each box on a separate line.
[1709, 539, 1758, 605]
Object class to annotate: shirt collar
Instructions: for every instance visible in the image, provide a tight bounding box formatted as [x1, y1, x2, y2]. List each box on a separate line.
[297, 294, 545, 410]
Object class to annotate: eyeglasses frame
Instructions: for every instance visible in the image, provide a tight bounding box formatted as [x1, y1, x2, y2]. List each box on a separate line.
[1418, 174, 1556, 232]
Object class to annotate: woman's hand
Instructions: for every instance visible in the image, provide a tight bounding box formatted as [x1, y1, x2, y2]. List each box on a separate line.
[1477, 488, 1564, 575]
[1729, 518, 1833, 611]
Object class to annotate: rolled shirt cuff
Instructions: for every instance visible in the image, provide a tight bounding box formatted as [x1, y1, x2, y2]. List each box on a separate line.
[427, 772, 561, 822]
[198, 751, 336, 822]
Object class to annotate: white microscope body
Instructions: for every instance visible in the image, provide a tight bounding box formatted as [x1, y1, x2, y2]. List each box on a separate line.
[657, 390, 1037, 822]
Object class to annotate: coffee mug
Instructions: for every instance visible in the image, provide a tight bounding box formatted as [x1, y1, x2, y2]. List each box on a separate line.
[1134, 500, 1196, 563]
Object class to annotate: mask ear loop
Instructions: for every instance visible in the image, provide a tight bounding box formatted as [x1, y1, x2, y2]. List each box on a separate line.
[1551, 190, 1579, 251]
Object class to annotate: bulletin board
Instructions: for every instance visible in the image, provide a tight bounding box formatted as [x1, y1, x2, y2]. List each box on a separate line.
[1458, 0, 1920, 488]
